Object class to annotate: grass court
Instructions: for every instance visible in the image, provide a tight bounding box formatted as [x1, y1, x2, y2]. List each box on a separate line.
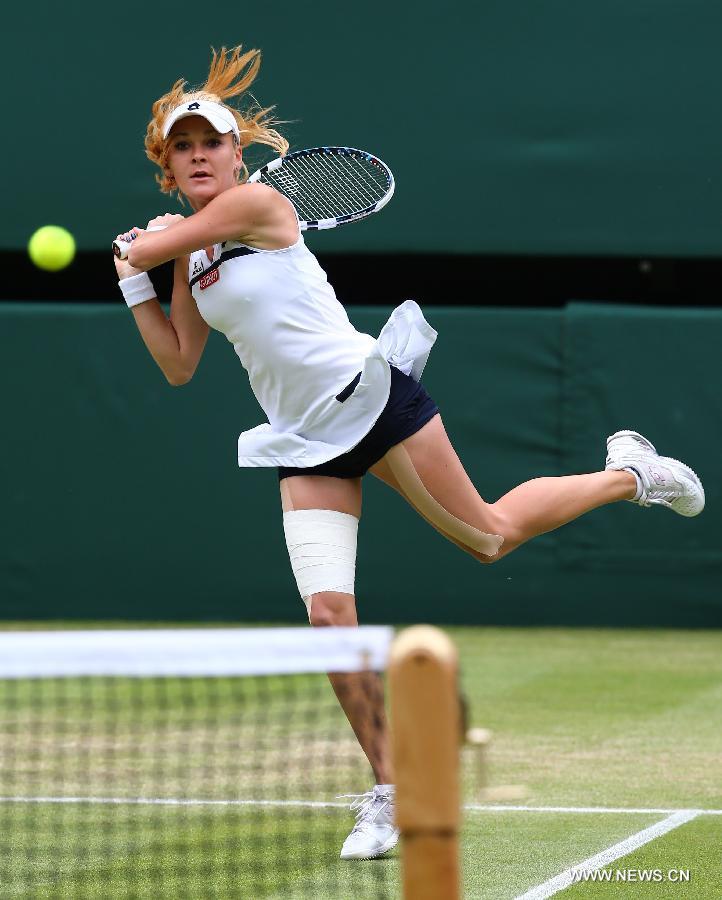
[0, 625, 719, 898]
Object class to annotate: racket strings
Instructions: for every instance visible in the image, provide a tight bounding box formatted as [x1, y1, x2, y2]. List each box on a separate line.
[313, 153, 387, 211]
[264, 151, 390, 222]
[301, 153, 380, 208]
[324, 153, 387, 204]
[286, 155, 351, 220]
[276, 155, 353, 221]
[265, 163, 329, 221]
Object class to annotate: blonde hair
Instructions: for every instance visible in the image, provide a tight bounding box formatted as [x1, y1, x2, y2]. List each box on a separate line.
[145, 46, 289, 198]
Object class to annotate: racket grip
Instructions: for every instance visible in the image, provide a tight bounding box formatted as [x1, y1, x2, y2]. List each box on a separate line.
[112, 225, 167, 259]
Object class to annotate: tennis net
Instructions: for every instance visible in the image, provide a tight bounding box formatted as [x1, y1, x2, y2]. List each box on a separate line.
[0, 627, 396, 899]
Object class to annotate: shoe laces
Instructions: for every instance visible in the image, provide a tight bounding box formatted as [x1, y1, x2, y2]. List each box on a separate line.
[639, 489, 677, 509]
[633, 464, 681, 509]
[337, 790, 392, 830]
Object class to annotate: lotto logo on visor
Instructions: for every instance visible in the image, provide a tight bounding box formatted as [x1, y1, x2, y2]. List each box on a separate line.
[162, 99, 240, 139]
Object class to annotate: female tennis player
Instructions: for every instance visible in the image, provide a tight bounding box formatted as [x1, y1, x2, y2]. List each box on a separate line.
[115, 46, 705, 861]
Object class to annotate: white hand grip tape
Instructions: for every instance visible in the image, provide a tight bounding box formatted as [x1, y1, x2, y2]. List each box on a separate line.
[112, 225, 167, 260]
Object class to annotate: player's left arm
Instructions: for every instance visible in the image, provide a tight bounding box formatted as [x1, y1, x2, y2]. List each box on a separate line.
[127, 183, 284, 270]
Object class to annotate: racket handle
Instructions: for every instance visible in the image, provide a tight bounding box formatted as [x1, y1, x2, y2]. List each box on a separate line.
[112, 225, 167, 259]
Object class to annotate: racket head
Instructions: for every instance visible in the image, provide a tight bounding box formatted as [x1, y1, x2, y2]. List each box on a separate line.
[248, 147, 394, 230]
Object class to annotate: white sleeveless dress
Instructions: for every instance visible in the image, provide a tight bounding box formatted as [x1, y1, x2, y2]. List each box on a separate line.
[188, 234, 437, 468]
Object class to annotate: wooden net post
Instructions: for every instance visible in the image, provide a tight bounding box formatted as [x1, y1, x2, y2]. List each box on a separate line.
[389, 626, 461, 900]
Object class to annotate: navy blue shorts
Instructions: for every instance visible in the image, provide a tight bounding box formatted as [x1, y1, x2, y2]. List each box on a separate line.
[278, 366, 439, 480]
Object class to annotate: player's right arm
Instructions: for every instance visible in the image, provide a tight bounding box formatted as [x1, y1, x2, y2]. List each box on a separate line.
[116, 248, 209, 386]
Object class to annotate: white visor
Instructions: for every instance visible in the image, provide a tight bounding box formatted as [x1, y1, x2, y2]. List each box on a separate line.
[162, 99, 240, 140]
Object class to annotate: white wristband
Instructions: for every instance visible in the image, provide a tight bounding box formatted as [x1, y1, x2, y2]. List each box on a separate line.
[119, 272, 156, 308]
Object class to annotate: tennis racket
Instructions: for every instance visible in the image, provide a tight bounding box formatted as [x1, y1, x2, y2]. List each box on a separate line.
[113, 146, 394, 259]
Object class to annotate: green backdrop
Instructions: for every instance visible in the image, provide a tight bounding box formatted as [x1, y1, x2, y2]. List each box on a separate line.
[2, 303, 719, 626]
[5, 1, 722, 255]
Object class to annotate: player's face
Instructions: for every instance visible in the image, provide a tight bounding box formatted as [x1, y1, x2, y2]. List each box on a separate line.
[165, 116, 242, 209]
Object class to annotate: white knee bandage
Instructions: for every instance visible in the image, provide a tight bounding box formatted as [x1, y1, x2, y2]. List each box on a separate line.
[282, 509, 358, 615]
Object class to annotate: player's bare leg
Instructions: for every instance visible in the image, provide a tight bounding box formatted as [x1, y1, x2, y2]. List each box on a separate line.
[308, 591, 393, 785]
[371, 415, 639, 561]
[279, 475, 392, 782]
[280, 474, 397, 858]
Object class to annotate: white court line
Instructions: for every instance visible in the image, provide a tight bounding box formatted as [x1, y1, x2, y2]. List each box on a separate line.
[466, 804, 722, 815]
[0, 797, 720, 814]
[513, 810, 700, 900]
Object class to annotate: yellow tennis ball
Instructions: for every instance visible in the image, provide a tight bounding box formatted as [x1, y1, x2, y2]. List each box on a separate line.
[28, 225, 76, 272]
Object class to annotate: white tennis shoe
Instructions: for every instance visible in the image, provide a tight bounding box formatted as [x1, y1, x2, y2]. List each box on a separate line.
[338, 785, 399, 860]
[605, 430, 705, 517]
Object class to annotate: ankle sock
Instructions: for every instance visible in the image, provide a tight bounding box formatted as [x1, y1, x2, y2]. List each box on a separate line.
[623, 466, 643, 501]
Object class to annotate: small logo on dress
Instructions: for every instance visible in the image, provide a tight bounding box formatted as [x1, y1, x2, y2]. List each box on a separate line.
[191, 258, 204, 278]
[199, 268, 220, 290]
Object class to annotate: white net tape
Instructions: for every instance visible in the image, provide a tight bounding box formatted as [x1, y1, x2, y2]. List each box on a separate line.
[0, 627, 394, 678]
